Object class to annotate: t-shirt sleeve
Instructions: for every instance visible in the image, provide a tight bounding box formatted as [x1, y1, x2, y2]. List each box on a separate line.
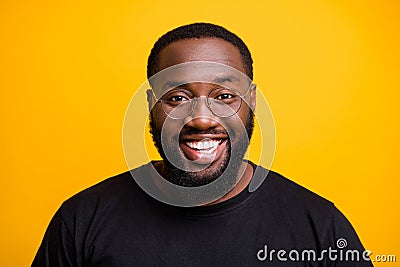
[322, 205, 373, 266]
[32, 208, 78, 267]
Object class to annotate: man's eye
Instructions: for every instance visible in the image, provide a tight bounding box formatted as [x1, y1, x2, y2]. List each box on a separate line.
[216, 94, 235, 100]
[168, 96, 189, 102]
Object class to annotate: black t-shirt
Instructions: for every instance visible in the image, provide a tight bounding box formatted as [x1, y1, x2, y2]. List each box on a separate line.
[33, 163, 373, 266]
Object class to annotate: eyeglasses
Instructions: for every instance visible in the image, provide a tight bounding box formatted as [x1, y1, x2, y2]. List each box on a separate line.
[153, 84, 252, 119]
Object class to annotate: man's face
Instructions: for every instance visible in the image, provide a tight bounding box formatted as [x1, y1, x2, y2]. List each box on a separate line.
[149, 38, 255, 187]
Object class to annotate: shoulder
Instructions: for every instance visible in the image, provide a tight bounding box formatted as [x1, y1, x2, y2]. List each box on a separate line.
[65, 170, 132, 204]
[58, 166, 150, 220]
[252, 169, 340, 239]
[250, 169, 366, 247]
[256, 170, 370, 263]
[262, 170, 335, 212]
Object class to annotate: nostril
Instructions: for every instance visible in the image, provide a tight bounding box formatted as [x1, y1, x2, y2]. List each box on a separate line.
[183, 116, 219, 131]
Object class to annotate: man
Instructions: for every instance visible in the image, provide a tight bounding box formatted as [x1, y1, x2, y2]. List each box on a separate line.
[33, 23, 373, 266]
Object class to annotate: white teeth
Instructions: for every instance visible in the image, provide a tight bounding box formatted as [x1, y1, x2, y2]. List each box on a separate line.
[198, 142, 204, 149]
[185, 140, 222, 151]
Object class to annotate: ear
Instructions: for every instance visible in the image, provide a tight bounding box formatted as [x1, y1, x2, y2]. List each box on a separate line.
[146, 89, 154, 113]
[249, 83, 257, 111]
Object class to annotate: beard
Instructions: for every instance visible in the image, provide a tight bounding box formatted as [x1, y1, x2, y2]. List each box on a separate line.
[149, 112, 254, 187]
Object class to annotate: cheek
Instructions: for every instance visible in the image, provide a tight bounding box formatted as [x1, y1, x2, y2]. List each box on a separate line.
[151, 106, 167, 131]
[222, 114, 250, 140]
[151, 110, 183, 141]
[236, 108, 251, 128]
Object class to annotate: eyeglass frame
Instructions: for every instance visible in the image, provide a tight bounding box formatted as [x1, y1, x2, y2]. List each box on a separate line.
[150, 83, 253, 119]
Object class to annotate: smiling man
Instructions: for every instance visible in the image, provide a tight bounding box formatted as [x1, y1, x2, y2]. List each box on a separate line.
[33, 23, 373, 266]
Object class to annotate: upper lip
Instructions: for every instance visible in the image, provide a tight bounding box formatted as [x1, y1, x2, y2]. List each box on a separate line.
[179, 134, 228, 142]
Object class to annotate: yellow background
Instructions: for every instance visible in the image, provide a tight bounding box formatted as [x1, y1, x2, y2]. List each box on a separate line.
[1, 0, 399, 266]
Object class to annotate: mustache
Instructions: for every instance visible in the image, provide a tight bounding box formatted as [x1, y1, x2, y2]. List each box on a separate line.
[179, 128, 228, 136]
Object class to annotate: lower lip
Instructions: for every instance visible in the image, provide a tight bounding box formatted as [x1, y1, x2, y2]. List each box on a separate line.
[179, 140, 227, 165]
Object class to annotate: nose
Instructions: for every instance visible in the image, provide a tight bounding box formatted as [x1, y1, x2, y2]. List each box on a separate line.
[184, 97, 218, 130]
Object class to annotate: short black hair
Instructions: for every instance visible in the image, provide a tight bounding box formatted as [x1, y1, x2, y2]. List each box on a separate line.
[147, 22, 253, 80]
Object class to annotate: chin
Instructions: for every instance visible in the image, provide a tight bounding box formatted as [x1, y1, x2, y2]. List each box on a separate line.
[162, 140, 232, 187]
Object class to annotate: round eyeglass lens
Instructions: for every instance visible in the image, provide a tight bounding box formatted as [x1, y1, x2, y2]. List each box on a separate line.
[161, 99, 194, 119]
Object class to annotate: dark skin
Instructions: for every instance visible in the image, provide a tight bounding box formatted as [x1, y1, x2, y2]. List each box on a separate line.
[147, 38, 256, 205]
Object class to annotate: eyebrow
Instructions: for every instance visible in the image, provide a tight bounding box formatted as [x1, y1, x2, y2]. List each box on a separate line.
[162, 80, 184, 90]
[161, 75, 241, 90]
[212, 75, 241, 84]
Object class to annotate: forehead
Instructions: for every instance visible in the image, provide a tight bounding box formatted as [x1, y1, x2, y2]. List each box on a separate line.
[150, 61, 251, 99]
[158, 38, 245, 74]
[152, 38, 250, 98]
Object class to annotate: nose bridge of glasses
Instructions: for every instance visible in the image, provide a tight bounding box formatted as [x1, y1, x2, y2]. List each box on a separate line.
[191, 96, 214, 117]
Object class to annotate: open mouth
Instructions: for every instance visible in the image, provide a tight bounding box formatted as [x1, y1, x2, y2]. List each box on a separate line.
[186, 139, 222, 152]
[179, 137, 228, 165]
